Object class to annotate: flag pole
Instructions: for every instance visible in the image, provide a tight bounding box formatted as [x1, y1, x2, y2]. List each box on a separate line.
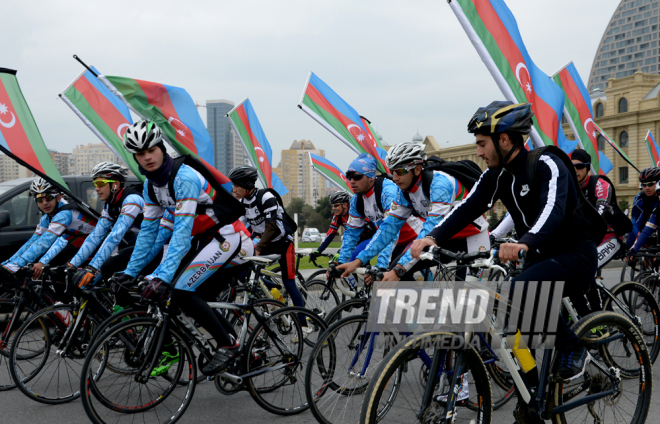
[594, 124, 640, 173]
[73, 55, 98, 77]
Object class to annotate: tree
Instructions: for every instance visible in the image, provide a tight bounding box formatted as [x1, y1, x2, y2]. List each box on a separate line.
[619, 199, 630, 214]
[285, 197, 332, 232]
[315, 196, 333, 220]
[286, 197, 308, 229]
[488, 211, 500, 231]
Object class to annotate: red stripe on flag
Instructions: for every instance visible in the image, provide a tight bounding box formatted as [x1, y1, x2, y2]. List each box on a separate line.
[0, 79, 45, 173]
[558, 70, 598, 155]
[312, 158, 353, 191]
[74, 77, 130, 141]
[135, 80, 198, 155]
[471, 0, 560, 145]
[306, 83, 387, 168]
[236, 104, 272, 187]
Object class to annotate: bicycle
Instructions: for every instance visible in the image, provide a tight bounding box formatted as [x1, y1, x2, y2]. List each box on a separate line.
[360, 247, 653, 424]
[79, 254, 328, 424]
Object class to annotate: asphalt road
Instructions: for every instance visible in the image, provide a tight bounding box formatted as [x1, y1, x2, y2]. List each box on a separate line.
[2, 266, 658, 423]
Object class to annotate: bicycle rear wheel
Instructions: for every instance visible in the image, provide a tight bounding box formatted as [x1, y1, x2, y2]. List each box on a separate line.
[302, 279, 339, 320]
[0, 300, 35, 391]
[80, 318, 196, 424]
[550, 311, 652, 424]
[245, 306, 327, 415]
[359, 332, 492, 424]
[603, 281, 660, 365]
[324, 297, 368, 325]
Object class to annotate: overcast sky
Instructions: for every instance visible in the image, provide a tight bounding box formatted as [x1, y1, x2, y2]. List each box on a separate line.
[2, 0, 621, 171]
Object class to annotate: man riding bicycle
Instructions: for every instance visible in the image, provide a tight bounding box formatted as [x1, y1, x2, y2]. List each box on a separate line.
[1, 177, 96, 281]
[626, 166, 660, 249]
[67, 162, 146, 288]
[310, 191, 351, 262]
[116, 120, 254, 377]
[338, 142, 490, 281]
[411, 102, 606, 421]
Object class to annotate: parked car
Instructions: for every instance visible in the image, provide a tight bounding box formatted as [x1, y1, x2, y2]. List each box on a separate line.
[0, 176, 141, 263]
[301, 227, 322, 243]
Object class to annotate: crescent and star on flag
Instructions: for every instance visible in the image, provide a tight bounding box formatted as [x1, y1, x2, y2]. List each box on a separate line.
[0, 103, 16, 129]
[515, 63, 532, 94]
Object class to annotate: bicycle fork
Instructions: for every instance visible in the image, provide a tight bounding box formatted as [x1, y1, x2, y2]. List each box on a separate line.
[134, 312, 168, 384]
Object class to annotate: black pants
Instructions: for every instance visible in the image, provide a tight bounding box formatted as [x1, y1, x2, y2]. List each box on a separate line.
[510, 242, 598, 350]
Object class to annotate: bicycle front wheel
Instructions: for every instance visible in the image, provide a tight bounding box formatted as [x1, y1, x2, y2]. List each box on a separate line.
[302, 279, 339, 320]
[550, 311, 652, 424]
[360, 332, 493, 424]
[80, 317, 197, 424]
[245, 305, 327, 415]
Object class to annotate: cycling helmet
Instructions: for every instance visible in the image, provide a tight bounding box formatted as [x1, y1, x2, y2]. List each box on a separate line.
[467, 101, 534, 135]
[30, 177, 58, 196]
[228, 166, 259, 189]
[386, 143, 427, 170]
[123, 120, 164, 154]
[91, 162, 128, 182]
[329, 191, 351, 205]
[639, 166, 660, 183]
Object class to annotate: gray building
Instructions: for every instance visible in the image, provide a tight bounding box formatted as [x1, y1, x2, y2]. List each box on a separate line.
[206, 99, 249, 175]
[589, 0, 660, 92]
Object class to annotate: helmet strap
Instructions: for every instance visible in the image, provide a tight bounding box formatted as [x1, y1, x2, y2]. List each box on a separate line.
[491, 133, 522, 168]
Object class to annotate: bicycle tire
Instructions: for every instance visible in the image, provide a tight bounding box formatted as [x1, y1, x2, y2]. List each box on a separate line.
[324, 297, 368, 325]
[305, 314, 399, 424]
[302, 279, 339, 320]
[359, 332, 493, 424]
[550, 311, 652, 424]
[603, 281, 660, 365]
[306, 269, 327, 283]
[0, 300, 36, 391]
[10, 303, 100, 404]
[80, 317, 196, 424]
[244, 305, 327, 415]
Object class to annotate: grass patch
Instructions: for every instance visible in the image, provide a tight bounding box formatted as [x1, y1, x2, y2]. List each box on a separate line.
[296, 241, 342, 249]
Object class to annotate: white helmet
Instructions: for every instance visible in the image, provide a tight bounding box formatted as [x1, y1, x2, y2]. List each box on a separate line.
[123, 120, 163, 153]
[91, 162, 128, 181]
[30, 177, 58, 195]
[386, 143, 427, 170]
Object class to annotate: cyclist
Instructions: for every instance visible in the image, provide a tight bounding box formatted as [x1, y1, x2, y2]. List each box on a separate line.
[571, 149, 628, 268]
[630, 181, 660, 254]
[411, 102, 604, 392]
[67, 162, 145, 287]
[310, 191, 351, 262]
[338, 142, 490, 281]
[626, 166, 660, 249]
[334, 153, 422, 278]
[117, 120, 254, 377]
[1, 177, 96, 281]
[228, 166, 307, 315]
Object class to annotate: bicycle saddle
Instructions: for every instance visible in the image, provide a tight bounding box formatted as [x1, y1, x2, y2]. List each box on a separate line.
[295, 248, 313, 255]
[244, 254, 281, 263]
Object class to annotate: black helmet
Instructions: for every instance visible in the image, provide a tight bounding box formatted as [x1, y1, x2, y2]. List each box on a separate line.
[468, 101, 534, 135]
[329, 191, 351, 205]
[229, 166, 259, 189]
[640, 166, 660, 183]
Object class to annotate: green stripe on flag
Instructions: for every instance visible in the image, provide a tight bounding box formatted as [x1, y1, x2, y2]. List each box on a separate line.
[302, 95, 362, 152]
[228, 111, 263, 182]
[63, 85, 143, 179]
[457, 0, 554, 146]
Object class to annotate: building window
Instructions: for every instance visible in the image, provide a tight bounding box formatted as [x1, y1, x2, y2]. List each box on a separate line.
[620, 131, 629, 147]
[597, 135, 606, 151]
[595, 103, 604, 118]
[619, 167, 629, 184]
[619, 97, 628, 113]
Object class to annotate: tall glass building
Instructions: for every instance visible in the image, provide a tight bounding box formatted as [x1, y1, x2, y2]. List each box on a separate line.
[589, 0, 660, 92]
[206, 99, 248, 175]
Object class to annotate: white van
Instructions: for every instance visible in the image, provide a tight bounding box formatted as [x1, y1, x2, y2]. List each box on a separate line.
[301, 228, 322, 243]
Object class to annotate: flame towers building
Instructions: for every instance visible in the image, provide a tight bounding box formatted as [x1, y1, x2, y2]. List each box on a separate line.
[589, 0, 660, 92]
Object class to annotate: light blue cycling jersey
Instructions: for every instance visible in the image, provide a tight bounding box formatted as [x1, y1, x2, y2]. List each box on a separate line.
[123, 165, 218, 284]
[70, 193, 145, 269]
[357, 171, 488, 271]
[338, 179, 398, 269]
[3, 199, 96, 270]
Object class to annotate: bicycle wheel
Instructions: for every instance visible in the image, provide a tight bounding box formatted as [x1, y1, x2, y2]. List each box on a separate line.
[307, 269, 327, 283]
[244, 305, 327, 415]
[305, 314, 399, 424]
[271, 265, 305, 288]
[86, 306, 149, 350]
[471, 333, 516, 411]
[10, 303, 99, 404]
[602, 281, 660, 365]
[550, 311, 652, 424]
[359, 332, 493, 424]
[80, 317, 196, 424]
[301, 279, 339, 320]
[0, 299, 35, 391]
[639, 272, 660, 302]
[325, 297, 368, 325]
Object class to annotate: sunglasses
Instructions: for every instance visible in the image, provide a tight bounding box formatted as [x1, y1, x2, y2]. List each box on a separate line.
[346, 172, 364, 181]
[35, 194, 56, 203]
[573, 162, 590, 170]
[93, 179, 116, 188]
[392, 168, 412, 176]
[641, 182, 657, 188]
